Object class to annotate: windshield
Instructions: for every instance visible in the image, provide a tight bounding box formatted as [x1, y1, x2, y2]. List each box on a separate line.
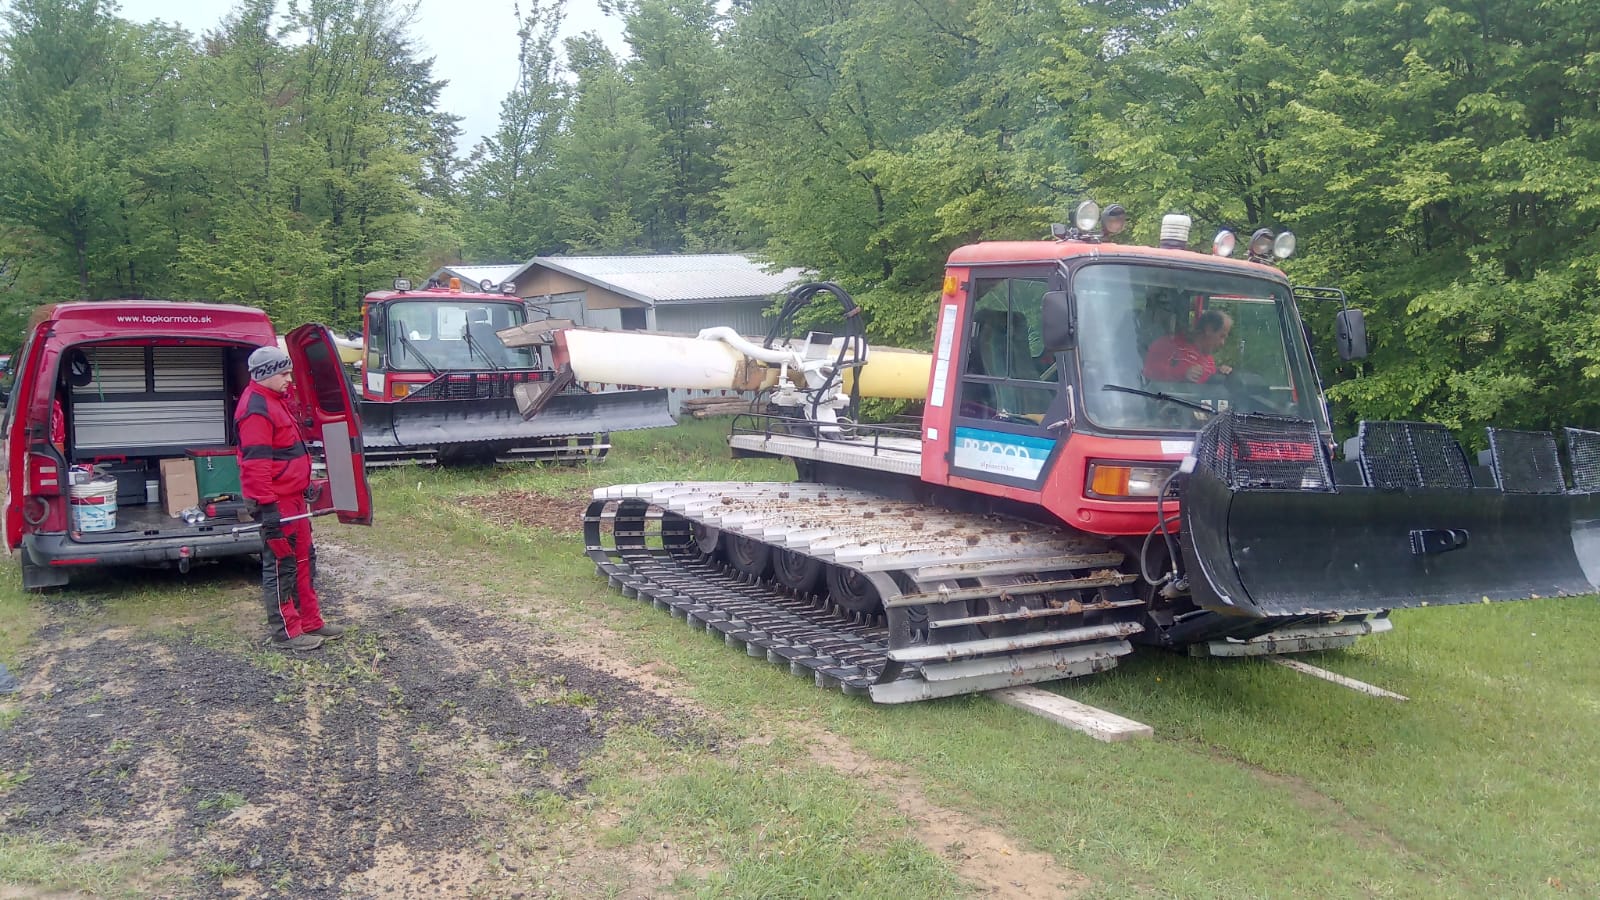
[1075, 263, 1327, 433]
[384, 300, 537, 371]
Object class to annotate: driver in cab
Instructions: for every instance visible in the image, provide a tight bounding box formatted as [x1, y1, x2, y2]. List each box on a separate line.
[1142, 310, 1233, 384]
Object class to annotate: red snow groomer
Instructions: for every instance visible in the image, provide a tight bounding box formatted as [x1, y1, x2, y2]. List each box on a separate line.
[355, 277, 673, 465]
[555, 204, 1600, 701]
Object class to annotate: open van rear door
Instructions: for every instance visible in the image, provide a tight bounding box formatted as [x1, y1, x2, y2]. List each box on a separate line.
[286, 324, 373, 525]
[3, 325, 51, 549]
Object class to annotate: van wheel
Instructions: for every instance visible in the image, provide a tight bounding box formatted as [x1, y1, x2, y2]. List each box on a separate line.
[21, 558, 69, 591]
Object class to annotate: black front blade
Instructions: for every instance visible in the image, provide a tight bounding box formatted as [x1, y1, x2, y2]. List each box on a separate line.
[357, 389, 674, 449]
[1182, 415, 1600, 617]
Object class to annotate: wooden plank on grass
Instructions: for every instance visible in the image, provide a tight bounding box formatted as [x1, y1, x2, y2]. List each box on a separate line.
[989, 686, 1153, 742]
[1270, 657, 1408, 701]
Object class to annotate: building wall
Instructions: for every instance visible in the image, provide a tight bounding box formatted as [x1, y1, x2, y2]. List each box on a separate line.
[654, 299, 776, 337]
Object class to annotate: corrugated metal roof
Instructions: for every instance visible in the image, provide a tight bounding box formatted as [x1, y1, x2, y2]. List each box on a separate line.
[521, 254, 808, 305]
[435, 264, 522, 289]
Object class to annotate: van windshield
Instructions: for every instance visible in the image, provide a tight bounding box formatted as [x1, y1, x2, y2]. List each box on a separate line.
[384, 301, 536, 371]
[1075, 263, 1328, 433]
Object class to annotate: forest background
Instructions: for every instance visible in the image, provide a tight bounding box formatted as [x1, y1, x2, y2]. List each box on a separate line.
[0, 0, 1597, 438]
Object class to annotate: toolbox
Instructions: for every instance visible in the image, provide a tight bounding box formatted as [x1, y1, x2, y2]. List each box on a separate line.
[90, 456, 149, 506]
[187, 448, 242, 500]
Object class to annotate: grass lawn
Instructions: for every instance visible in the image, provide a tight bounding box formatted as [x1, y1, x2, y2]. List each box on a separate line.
[3, 418, 1597, 897]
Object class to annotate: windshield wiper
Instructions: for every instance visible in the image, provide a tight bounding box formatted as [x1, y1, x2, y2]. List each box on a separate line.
[1101, 383, 1216, 416]
[395, 331, 441, 376]
[462, 326, 502, 370]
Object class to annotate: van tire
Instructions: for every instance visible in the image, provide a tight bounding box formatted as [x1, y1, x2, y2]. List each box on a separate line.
[21, 559, 69, 591]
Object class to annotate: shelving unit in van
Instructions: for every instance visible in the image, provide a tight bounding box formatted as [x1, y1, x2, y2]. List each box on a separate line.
[68, 345, 237, 459]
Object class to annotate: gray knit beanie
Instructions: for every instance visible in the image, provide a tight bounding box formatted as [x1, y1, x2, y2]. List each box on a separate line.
[248, 345, 292, 382]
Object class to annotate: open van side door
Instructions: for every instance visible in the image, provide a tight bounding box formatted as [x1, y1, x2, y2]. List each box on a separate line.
[285, 324, 373, 526]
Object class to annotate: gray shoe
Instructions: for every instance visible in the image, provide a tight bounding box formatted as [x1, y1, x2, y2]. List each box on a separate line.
[306, 624, 345, 640]
[271, 633, 324, 651]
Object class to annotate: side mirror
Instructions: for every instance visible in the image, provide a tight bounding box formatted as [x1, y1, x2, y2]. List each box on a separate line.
[1040, 290, 1074, 350]
[1335, 308, 1367, 361]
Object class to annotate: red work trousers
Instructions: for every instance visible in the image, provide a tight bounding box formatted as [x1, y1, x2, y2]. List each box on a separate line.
[262, 491, 323, 640]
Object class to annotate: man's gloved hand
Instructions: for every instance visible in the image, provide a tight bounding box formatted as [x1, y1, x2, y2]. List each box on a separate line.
[256, 501, 282, 539]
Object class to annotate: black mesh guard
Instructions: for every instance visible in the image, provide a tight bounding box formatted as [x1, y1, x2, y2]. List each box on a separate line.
[1191, 412, 1334, 492]
[1567, 427, 1600, 493]
[407, 371, 546, 401]
[1486, 428, 1565, 494]
[1357, 421, 1471, 490]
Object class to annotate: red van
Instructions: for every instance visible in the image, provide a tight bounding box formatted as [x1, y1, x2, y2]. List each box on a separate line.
[2, 300, 372, 589]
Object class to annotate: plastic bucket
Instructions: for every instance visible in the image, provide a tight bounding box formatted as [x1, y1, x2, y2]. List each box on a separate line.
[70, 478, 119, 533]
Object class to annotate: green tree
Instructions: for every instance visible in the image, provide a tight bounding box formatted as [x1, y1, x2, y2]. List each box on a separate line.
[551, 35, 664, 252]
[458, 0, 570, 261]
[0, 0, 191, 299]
[173, 0, 333, 325]
[616, 0, 727, 250]
[282, 0, 440, 327]
[718, 0, 1003, 345]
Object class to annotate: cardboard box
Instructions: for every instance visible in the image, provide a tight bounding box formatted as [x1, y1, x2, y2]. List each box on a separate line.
[160, 457, 199, 518]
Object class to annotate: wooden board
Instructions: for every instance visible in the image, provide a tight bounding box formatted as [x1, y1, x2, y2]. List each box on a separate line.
[989, 685, 1154, 742]
[1269, 657, 1409, 701]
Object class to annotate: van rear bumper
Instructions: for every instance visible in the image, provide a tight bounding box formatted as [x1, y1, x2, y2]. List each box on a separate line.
[22, 530, 265, 574]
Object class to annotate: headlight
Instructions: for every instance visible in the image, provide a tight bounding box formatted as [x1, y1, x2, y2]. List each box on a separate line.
[1074, 200, 1101, 232]
[1248, 228, 1275, 259]
[1086, 461, 1178, 500]
[1101, 204, 1128, 235]
[1212, 230, 1237, 257]
[1272, 231, 1296, 259]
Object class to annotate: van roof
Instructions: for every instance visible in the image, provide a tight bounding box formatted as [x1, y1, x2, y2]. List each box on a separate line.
[29, 299, 279, 346]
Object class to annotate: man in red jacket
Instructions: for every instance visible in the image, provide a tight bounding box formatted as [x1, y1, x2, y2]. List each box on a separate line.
[1142, 310, 1235, 384]
[236, 346, 344, 651]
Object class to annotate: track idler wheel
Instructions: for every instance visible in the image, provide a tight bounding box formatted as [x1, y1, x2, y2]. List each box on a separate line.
[826, 565, 883, 615]
[772, 548, 824, 594]
[725, 533, 772, 578]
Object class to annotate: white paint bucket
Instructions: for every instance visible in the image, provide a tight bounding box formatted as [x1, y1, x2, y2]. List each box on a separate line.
[70, 477, 118, 532]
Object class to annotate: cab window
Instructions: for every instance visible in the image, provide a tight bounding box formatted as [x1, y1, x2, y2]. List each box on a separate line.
[957, 277, 1056, 424]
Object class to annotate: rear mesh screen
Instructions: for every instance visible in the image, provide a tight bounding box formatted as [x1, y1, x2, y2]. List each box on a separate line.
[1357, 421, 1471, 490]
[1567, 427, 1600, 493]
[1487, 428, 1564, 494]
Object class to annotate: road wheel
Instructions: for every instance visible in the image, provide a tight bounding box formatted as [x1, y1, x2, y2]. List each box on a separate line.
[725, 533, 772, 578]
[772, 548, 823, 594]
[825, 565, 883, 615]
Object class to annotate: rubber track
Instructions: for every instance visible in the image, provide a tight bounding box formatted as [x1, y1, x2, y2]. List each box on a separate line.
[586, 498, 893, 695]
[584, 483, 1146, 700]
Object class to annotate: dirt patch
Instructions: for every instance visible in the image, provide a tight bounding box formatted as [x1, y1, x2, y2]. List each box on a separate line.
[0, 564, 711, 898]
[459, 488, 594, 532]
[787, 730, 1087, 899]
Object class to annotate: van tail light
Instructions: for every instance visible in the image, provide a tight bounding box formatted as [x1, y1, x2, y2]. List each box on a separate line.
[27, 452, 62, 496]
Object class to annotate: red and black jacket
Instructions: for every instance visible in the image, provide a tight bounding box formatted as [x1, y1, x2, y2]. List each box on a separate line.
[234, 382, 312, 504]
